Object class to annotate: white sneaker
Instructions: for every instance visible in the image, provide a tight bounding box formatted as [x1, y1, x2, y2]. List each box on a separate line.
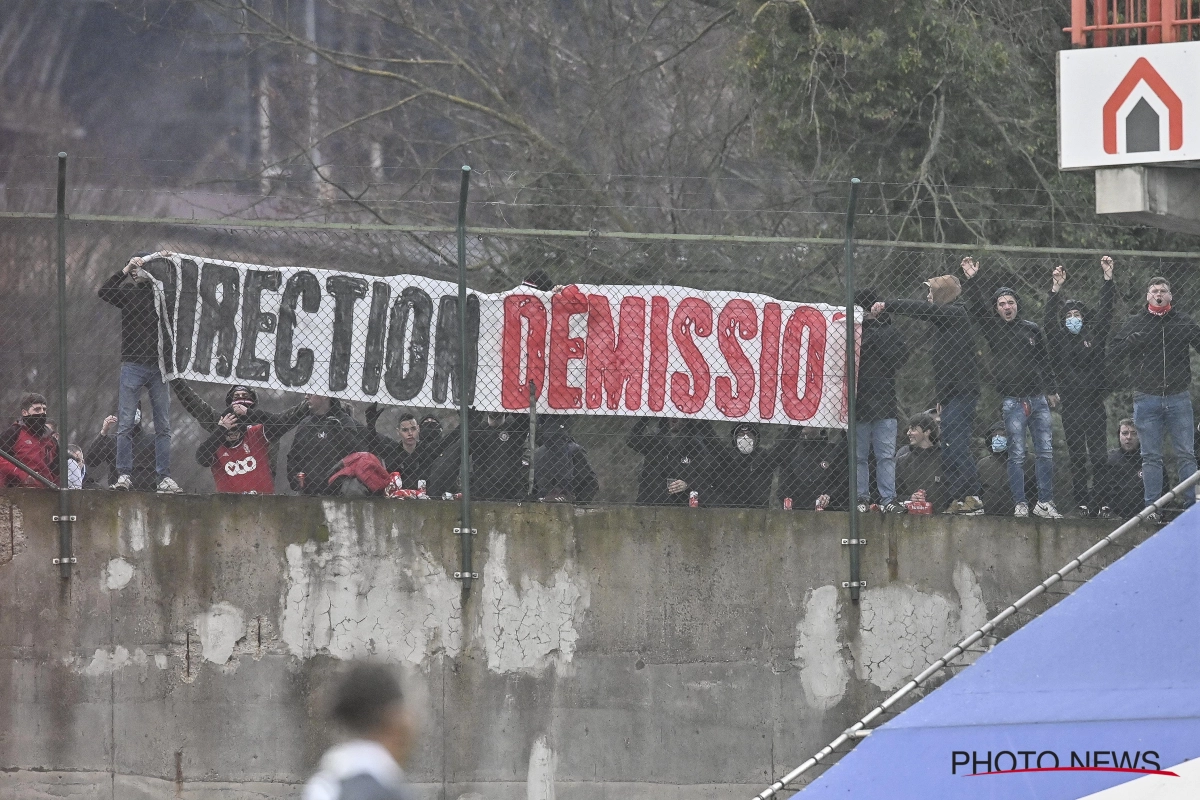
[156, 477, 182, 494]
[1033, 501, 1063, 519]
[112, 474, 133, 491]
[1014, 502, 1029, 518]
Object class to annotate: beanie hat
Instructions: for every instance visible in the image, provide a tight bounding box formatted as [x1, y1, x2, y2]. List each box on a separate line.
[986, 420, 1006, 438]
[731, 422, 758, 444]
[1062, 298, 1090, 320]
[992, 286, 1020, 310]
[853, 287, 880, 311]
[923, 275, 961, 305]
[226, 385, 259, 406]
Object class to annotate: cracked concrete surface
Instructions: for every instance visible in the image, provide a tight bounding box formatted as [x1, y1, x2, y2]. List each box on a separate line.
[479, 532, 589, 675]
[194, 602, 246, 665]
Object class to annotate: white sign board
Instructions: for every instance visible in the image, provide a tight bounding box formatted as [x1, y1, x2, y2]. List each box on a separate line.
[1059, 42, 1200, 170]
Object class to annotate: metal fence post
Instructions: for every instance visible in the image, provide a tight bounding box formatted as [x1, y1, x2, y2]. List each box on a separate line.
[56, 152, 74, 579]
[456, 165, 474, 591]
[844, 178, 861, 602]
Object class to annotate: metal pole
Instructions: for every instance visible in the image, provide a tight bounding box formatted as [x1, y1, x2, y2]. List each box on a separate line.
[56, 153, 73, 579]
[844, 178, 861, 602]
[0, 448, 58, 490]
[456, 165, 474, 591]
[528, 380, 537, 498]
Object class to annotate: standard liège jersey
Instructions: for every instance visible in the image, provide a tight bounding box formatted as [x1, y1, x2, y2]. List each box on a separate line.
[211, 424, 275, 494]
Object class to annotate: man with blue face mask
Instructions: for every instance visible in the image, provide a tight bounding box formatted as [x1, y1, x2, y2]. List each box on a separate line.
[1044, 257, 1115, 516]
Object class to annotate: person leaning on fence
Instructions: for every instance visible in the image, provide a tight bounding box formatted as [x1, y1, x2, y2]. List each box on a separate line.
[962, 256, 1062, 519]
[427, 410, 529, 500]
[86, 405, 158, 491]
[976, 420, 1037, 517]
[418, 415, 446, 463]
[197, 403, 305, 494]
[872, 273, 984, 516]
[778, 426, 849, 511]
[0, 393, 58, 489]
[1109, 276, 1200, 522]
[895, 413, 945, 512]
[286, 395, 367, 495]
[98, 252, 181, 494]
[853, 287, 911, 513]
[709, 422, 777, 509]
[66, 443, 89, 489]
[302, 662, 417, 800]
[1096, 418, 1143, 520]
[173, 380, 309, 475]
[363, 406, 432, 489]
[533, 415, 599, 502]
[1044, 257, 1116, 516]
[627, 416, 713, 506]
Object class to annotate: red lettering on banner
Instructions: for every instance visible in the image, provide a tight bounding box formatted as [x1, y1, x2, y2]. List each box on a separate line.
[670, 298, 713, 414]
[715, 300, 757, 417]
[759, 303, 782, 419]
[780, 306, 826, 421]
[648, 296, 669, 412]
[585, 294, 646, 410]
[501, 294, 547, 409]
[548, 286, 589, 409]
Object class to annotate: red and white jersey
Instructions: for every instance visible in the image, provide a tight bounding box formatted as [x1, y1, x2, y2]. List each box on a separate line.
[211, 424, 275, 494]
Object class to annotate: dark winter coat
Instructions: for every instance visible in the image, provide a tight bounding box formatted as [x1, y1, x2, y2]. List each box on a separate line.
[1110, 306, 1200, 396]
[1099, 447, 1144, 518]
[1043, 280, 1115, 399]
[627, 418, 713, 506]
[883, 298, 979, 402]
[965, 280, 1057, 398]
[364, 431, 434, 488]
[98, 271, 165, 366]
[285, 402, 366, 494]
[777, 431, 848, 511]
[533, 438, 599, 502]
[710, 444, 777, 509]
[856, 316, 911, 422]
[428, 413, 530, 501]
[896, 443, 946, 512]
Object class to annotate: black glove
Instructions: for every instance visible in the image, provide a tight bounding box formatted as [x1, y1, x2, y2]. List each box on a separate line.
[365, 402, 383, 430]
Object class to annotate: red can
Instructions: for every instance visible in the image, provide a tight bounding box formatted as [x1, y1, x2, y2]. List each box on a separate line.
[297, 472, 306, 490]
[783, 497, 793, 510]
[688, 490, 699, 508]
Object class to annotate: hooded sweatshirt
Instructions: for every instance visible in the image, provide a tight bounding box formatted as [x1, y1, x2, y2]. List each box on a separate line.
[1044, 278, 1114, 398]
[882, 276, 980, 402]
[303, 740, 414, 800]
[966, 279, 1056, 398]
[855, 314, 911, 422]
[711, 424, 776, 509]
[286, 401, 366, 494]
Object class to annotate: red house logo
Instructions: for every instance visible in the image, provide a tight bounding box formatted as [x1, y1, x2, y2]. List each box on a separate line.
[1102, 58, 1183, 155]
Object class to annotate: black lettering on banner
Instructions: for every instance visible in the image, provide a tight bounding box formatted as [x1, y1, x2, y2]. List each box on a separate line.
[1093, 752, 1110, 768]
[1115, 752, 1139, 770]
[1017, 751, 1035, 769]
[193, 262, 241, 376]
[1070, 751, 1088, 767]
[994, 751, 1017, 772]
[1036, 751, 1059, 769]
[274, 271, 321, 387]
[951, 752, 969, 775]
[432, 294, 480, 405]
[236, 270, 282, 381]
[972, 751, 992, 774]
[142, 257, 178, 372]
[173, 258, 200, 373]
[325, 276, 369, 392]
[361, 281, 391, 395]
[383, 287, 433, 401]
[1143, 751, 1160, 770]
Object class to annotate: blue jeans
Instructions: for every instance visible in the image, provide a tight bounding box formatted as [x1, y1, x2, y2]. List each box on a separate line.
[856, 418, 898, 504]
[1133, 391, 1197, 507]
[1002, 395, 1054, 505]
[118, 362, 172, 479]
[940, 393, 981, 502]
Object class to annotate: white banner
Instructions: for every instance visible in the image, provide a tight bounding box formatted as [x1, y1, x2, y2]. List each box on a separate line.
[143, 253, 859, 427]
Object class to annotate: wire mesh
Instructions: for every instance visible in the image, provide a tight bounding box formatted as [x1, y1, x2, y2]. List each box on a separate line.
[2, 213, 1198, 516]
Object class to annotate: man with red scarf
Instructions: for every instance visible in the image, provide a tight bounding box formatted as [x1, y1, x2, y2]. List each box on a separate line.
[1110, 276, 1200, 520]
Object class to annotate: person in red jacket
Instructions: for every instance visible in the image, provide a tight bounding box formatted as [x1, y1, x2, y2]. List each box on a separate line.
[196, 410, 280, 494]
[0, 393, 59, 488]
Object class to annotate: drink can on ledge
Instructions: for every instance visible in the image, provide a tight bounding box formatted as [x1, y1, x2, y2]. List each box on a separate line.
[783, 497, 793, 510]
[688, 490, 699, 508]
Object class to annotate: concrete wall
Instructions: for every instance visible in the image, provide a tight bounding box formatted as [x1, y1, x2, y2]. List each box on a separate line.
[0, 490, 1142, 799]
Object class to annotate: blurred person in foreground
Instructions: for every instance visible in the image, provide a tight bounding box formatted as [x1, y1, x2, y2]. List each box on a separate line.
[303, 662, 417, 800]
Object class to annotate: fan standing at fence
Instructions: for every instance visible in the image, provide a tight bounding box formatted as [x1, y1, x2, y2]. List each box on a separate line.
[197, 403, 307, 494]
[1044, 257, 1115, 516]
[1110, 276, 1200, 522]
[853, 288, 911, 513]
[97, 253, 181, 493]
[871, 273, 984, 515]
[962, 256, 1061, 519]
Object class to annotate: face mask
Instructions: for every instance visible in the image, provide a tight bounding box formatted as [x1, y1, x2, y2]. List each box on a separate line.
[1065, 317, 1083, 335]
[990, 435, 1007, 453]
[736, 435, 755, 455]
[24, 413, 47, 435]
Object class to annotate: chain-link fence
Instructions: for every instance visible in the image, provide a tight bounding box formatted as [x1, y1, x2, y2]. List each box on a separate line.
[2, 211, 1198, 519]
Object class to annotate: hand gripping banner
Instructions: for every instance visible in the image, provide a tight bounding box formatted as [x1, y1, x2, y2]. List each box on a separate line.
[142, 252, 860, 427]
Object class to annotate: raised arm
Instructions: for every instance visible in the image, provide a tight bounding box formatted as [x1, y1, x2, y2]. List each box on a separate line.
[171, 379, 221, 431]
[1044, 265, 1066, 337]
[1096, 256, 1115, 341]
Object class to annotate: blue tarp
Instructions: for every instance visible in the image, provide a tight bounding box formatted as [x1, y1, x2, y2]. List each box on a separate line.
[798, 504, 1200, 799]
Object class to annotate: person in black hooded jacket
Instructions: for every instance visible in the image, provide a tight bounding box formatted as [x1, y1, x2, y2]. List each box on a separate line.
[962, 256, 1061, 519]
[1043, 257, 1115, 513]
[533, 416, 598, 502]
[778, 426, 849, 511]
[286, 395, 366, 495]
[710, 422, 777, 509]
[173, 380, 309, 477]
[627, 417, 712, 506]
[428, 410, 530, 501]
[854, 288, 910, 512]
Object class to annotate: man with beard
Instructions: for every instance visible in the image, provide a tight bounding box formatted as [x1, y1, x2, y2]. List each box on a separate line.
[711, 423, 776, 509]
[0, 393, 58, 488]
[98, 253, 180, 493]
